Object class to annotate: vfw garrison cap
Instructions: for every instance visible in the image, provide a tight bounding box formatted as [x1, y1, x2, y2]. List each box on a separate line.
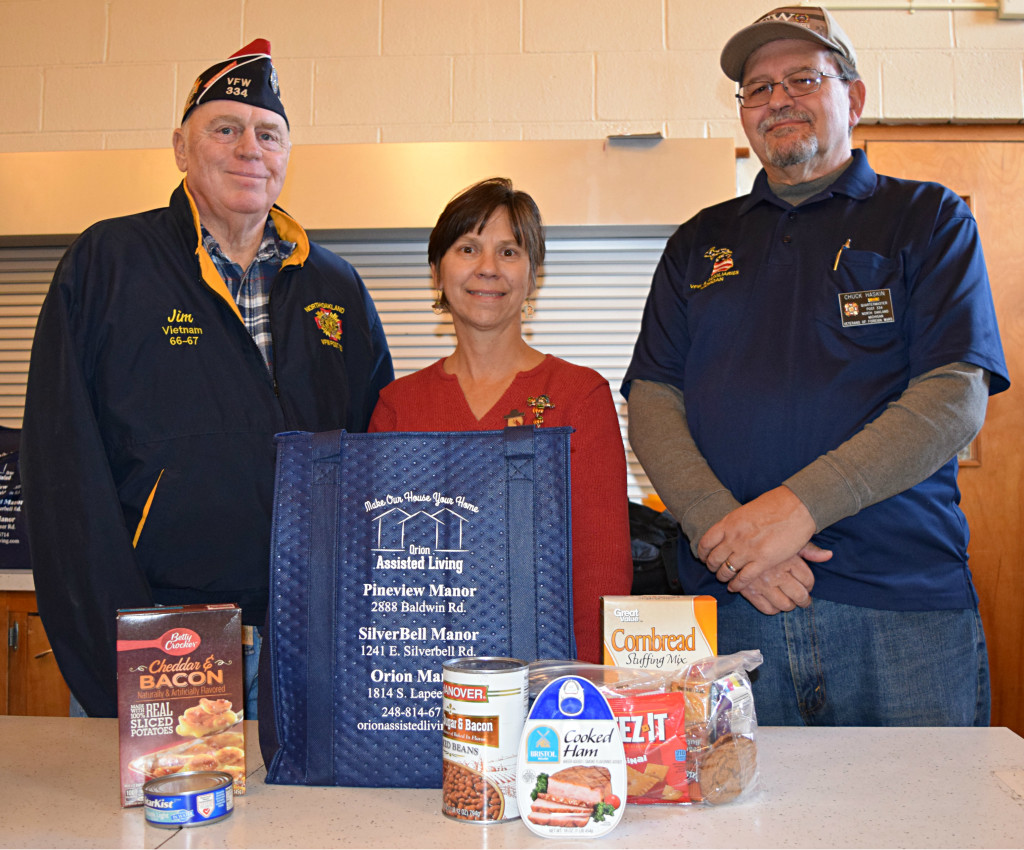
[181, 38, 288, 127]
[720, 6, 857, 82]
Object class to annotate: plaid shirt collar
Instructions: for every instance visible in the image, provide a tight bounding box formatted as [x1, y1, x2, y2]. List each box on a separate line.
[201, 217, 296, 292]
[202, 217, 296, 372]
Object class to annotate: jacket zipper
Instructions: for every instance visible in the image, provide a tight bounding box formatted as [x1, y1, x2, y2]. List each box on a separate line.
[268, 267, 281, 397]
[194, 257, 281, 399]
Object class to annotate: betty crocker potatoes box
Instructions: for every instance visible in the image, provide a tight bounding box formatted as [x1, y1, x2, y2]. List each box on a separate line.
[601, 596, 717, 670]
[116, 604, 244, 807]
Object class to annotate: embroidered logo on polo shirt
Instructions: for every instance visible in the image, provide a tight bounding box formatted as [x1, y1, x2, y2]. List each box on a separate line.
[305, 302, 345, 352]
[694, 247, 739, 290]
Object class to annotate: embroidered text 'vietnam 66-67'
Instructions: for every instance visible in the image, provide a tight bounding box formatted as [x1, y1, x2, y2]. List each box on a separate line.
[163, 308, 203, 347]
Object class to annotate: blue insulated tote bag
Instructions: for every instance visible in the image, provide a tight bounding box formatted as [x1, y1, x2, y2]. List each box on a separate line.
[261, 427, 575, 787]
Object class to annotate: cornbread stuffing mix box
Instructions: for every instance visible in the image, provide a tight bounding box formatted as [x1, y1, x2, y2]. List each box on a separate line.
[601, 596, 717, 670]
[116, 604, 245, 807]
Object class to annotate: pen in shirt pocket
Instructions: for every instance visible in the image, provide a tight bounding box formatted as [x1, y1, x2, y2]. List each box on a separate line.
[833, 238, 851, 271]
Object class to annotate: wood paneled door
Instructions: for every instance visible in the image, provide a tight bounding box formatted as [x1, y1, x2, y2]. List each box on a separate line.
[862, 131, 1023, 735]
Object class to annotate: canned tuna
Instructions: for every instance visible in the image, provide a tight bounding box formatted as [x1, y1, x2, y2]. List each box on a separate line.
[143, 770, 234, 828]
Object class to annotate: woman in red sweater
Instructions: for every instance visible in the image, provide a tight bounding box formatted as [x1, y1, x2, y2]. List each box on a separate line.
[368, 177, 633, 664]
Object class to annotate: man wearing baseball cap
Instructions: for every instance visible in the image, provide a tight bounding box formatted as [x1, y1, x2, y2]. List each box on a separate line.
[21, 40, 394, 718]
[624, 8, 1008, 725]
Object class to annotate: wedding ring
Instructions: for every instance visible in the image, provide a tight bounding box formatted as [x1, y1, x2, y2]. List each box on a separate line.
[724, 560, 738, 573]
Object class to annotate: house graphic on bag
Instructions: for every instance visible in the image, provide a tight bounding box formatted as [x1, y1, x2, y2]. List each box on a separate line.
[371, 507, 470, 553]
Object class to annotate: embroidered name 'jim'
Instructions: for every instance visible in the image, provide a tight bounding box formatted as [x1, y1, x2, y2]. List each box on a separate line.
[164, 308, 203, 346]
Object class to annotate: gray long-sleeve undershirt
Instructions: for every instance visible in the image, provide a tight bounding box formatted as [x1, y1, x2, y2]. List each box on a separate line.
[627, 362, 989, 555]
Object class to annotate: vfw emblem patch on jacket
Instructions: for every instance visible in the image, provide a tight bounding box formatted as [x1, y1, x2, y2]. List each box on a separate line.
[306, 302, 345, 352]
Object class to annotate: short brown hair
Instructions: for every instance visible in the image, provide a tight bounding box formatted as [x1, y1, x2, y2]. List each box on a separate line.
[428, 177, 545, 311]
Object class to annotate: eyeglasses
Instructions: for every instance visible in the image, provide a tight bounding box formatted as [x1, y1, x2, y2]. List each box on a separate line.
[736, 69, 847, 108]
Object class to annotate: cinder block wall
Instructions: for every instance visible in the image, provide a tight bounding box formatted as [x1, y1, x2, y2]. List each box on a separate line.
[2, 0, 1023, 154]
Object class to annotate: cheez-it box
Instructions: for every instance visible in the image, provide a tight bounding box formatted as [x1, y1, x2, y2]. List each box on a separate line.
[116, 604, 245, 807]
[601, 595, 717, 669]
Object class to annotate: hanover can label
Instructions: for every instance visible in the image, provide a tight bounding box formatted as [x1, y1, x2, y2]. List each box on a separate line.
[442, 657, 528, 823]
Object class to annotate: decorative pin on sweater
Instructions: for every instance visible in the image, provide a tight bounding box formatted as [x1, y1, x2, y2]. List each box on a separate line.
[526, 394, 555, 426]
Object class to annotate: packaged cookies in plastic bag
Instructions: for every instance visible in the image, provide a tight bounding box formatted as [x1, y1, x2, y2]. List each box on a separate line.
[529, 650, 761, 806]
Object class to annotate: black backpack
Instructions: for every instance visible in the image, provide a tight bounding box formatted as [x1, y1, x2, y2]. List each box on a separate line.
[628, 501, 682, 595]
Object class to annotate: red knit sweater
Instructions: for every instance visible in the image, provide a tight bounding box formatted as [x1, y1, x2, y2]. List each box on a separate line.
[368, 355, 633, 663]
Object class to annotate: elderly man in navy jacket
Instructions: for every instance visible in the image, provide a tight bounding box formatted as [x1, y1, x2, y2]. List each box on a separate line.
[21, 40, 393, 718]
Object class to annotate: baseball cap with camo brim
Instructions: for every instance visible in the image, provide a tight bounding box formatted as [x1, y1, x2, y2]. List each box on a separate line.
[181, 38, 288, 128]
[720, 6, 857, 82]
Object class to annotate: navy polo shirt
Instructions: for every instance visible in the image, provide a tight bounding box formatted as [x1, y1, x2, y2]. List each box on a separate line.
[623, 150, 1009, 611]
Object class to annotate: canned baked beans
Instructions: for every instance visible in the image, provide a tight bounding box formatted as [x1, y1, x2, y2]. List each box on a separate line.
[442, 657, 528, 823]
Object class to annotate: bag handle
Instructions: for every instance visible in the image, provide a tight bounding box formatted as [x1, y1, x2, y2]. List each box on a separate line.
[504, 427, 538, 662]
[305, 430, 343, 784]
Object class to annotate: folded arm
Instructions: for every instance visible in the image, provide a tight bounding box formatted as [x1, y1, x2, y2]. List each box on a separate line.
[699, 362, 989, 599]
[627, 379, 816, 613]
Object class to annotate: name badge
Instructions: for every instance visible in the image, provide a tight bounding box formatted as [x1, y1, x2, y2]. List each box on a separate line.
[839, 289, 894, 327]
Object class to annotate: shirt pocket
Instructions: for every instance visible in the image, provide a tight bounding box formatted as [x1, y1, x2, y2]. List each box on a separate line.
[817, 248, 905, 348]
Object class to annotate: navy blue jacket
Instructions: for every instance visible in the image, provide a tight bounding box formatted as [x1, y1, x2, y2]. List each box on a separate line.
[21, 181, 393, 716]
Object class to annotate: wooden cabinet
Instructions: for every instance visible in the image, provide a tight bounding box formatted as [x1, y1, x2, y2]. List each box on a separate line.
[1, 590, 69, 715]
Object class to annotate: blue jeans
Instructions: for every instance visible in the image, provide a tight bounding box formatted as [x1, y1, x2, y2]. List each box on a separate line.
[242, 626, 261, 720]
[717, 596, 990, 726]
[70, 625, 261, 719]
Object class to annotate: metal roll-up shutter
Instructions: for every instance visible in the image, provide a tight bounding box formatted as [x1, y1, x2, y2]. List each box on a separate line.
[0, 226, 671, 500]
[0, 242, 67, 429]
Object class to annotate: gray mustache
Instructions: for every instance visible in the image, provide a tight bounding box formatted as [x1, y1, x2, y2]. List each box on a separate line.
[758, 111, 814, 133]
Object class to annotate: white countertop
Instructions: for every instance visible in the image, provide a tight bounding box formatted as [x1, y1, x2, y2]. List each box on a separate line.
[0, 569, 33, 592]
[1, 717, 1022, 849]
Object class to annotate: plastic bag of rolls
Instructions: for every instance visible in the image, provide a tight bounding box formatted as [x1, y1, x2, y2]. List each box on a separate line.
[529, 650, 761, 805]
